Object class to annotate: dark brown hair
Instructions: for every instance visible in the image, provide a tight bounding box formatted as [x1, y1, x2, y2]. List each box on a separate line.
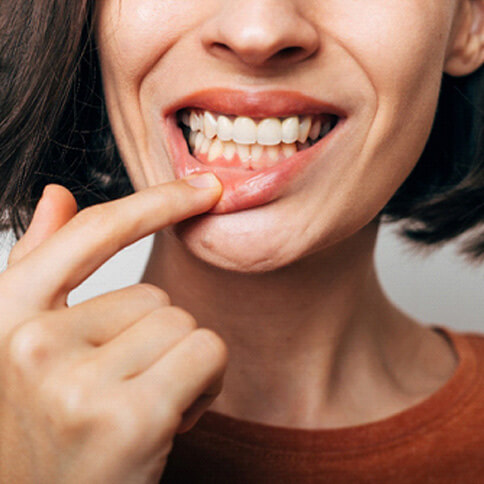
[1, 1, 483, 259]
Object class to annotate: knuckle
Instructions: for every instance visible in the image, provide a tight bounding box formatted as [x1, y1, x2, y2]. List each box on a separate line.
[193, 328, 228, 364]
[7, 319, 55, 371]
[102, 398, 153, 448]
[156, 401, 182, 434]
[163, 306, 197, 331]
[74, 205, 115, 239]
[136, 283, 171, 306]
[51, 381, 91, 430]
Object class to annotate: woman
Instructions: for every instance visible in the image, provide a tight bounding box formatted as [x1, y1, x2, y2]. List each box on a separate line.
[0, 0, 483, 482]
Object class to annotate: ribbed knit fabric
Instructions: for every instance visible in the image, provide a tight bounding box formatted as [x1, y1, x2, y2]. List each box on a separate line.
[161, 326, 484, 483]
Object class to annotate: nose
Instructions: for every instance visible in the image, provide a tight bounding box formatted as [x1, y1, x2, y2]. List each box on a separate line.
[201, 0, 320, 68]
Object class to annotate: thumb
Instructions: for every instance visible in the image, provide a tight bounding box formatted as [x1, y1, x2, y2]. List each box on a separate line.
[7, 184, 78, 267]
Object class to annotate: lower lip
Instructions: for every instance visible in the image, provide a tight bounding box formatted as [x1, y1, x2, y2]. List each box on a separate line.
[165, 116, 343, 214]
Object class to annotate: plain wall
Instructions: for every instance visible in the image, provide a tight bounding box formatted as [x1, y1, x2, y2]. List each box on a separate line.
[0, 223, 483, 334]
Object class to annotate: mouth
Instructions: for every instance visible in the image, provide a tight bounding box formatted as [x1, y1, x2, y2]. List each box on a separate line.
[163, 89, 346, 214]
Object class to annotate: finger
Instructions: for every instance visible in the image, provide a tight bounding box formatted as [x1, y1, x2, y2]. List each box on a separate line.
[7, 174, 222, 310]
[132, 328, 228, 415]
[46, 283, 171, 345]
[7, 185, 78, 267]
[94, 306, 196, 380]
[177, 383, 223, 434]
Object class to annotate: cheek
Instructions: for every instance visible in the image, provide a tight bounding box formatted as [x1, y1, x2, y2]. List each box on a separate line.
[324, 1, 452, 90]
[96, 0, 198, 83]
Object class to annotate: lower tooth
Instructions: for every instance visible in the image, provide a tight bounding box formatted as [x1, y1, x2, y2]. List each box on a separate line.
[208, 139, 224, 162]
[189, 131, 197, 150]
[236, 144, 251, 166]
[282, 143, 297, 158]
[195, 132, 204, 152]
[224, 141, 236, 161]
[200, 137, 211, 154]
[250, 144, 264, 162]
[266, 146, 280, 164]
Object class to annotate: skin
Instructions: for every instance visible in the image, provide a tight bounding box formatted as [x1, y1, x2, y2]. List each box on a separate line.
[0, 0, 483, 482]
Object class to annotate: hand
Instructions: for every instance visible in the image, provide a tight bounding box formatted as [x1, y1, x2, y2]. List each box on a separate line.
[0, 175, 228, 483]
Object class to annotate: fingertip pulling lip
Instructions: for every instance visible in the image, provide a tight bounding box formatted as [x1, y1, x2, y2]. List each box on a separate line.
[163, 87, 349, 119]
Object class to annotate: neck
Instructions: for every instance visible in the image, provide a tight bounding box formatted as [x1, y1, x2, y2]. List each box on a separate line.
[141, 222, 450, 429]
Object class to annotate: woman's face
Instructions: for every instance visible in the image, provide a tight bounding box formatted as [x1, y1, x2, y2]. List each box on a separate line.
[95, 0, 475, 272]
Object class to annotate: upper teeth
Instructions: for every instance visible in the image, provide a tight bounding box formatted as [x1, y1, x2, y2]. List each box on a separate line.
[181, 110, 331, 146]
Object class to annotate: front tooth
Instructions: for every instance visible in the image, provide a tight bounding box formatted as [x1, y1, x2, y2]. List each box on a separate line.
[281, 116, 299, 144]
[223, 141, 236, 160]
[266, 145, 280, 163]
[298, 116, 311, 143]
[309, 119, 321, 140]
[217, 115, 233, 141]
[236, 143, 251, 165]
[204, 111, 218, 139]
[200, 136, 211, 154]
[250, 144, 264, 162]
[195, 132, 204, 151]
[282, 143, 297, 158]
[233, 117, 257, 144]
[257, 118, 282, 146]
[208, 138, 224, 162]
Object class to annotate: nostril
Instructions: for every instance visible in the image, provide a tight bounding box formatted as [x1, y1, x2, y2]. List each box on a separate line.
[211, 42, 232, 55]
[273, 46, 306, 62]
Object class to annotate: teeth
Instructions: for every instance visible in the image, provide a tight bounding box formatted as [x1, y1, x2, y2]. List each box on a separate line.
[189, 131, 197, 150]
[182, 109, 337, 169]
[200, 137, 211, 154]
[309, 119, 321, 141]
[257, 118, 282, 146]
[320, 121, 332, 138]
[282, 143, 297, 158]
[281, 116, 299, 144]
[250, 143, 264, 162]
[195, 132, 204, 152]
[204, 111, 218, 139]
[233, 117, 257, 144]
[189, 112, 202, 132]
[217, 115, 233, 141]
[224, 141, 236, 160]
[208, 138, 224, 162]
[236, 143, 251, 166]
[182, 111, 190, 127]
[182, 109, 334, 147]
[266, 145, 280, 163]
[298, 116, 311, 143]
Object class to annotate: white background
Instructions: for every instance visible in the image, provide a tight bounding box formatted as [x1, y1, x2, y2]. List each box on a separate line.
[1, 223, 483, 334]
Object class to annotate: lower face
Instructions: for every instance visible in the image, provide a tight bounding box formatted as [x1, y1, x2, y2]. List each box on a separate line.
[95, 0, 458, 272]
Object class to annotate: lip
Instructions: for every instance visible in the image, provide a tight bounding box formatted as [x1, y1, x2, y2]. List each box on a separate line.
[162, 88, 348, 214]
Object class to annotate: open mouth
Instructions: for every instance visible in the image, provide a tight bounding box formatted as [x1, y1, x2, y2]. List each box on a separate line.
[176, 109, 339, 171]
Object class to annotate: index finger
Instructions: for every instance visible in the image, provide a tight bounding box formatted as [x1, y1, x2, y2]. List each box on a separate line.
[7, 174, 221, 309]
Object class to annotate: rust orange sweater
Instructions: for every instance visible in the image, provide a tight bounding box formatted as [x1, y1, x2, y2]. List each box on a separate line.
[161, 326, 484, 483]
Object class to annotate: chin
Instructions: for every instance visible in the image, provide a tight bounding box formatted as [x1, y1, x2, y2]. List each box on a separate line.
[170, 201, 371, 274]
[171, 209, 315, 274]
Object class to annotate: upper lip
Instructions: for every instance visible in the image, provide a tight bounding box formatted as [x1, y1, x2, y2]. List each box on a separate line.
[163, 88, 347, 119]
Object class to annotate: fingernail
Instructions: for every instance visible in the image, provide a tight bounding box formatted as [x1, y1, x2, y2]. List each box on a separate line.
[184, 172, 221, 189]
